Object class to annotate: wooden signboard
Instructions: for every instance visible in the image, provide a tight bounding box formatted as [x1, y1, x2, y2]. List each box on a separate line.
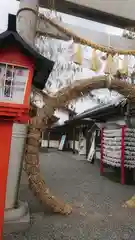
[58, 135, 66, 150]
[87, 131, 96, 162]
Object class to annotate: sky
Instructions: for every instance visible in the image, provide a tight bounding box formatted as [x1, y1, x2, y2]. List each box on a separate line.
[0, 0, 19, 32]
[0, 0, 124, 114]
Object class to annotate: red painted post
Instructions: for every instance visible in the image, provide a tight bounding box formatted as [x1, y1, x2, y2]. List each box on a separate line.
[100, 127, 104, 175]
[0, 121, 13, 239]
[121, 125, 126, 184]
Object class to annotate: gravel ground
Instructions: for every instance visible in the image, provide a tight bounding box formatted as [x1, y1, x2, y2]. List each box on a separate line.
[4, 150, 135, 240]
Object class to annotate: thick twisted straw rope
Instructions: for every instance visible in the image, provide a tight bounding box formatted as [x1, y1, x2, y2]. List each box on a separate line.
[39, 14, 135, 55]
[29, 74, 135, 211]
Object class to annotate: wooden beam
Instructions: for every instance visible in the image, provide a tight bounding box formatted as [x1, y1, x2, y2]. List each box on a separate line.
[37, 0, 135, 28]
[37, 18, 135, 52]
[66, 0, 135, 22]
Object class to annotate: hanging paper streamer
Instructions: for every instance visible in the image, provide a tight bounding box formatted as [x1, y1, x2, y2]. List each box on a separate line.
[90, 49, 101, 72]
[104, 54, 113, 74]
[74, 44, 82, 65]
[104, 54, 118, 75]
[119, 55, 128, 75]
[112, 55, 119, 75]
[61, 39, 74, 61]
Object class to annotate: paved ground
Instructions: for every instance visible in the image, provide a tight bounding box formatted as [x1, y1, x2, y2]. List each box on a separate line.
[4, 150, 135, 240]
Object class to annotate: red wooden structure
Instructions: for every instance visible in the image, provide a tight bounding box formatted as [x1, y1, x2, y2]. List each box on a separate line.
[0, 14, 53, 238]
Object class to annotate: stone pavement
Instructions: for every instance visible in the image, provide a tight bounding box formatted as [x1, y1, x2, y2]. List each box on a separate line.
[4, 150, 135, 240]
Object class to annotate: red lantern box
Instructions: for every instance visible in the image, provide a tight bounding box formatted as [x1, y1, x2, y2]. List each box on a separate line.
[0, 14, 54, 238]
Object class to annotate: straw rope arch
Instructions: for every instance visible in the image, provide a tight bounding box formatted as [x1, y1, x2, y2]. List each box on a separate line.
[24, 73, 135, 215]
[20, 9, 135, 213]
[23, 11, 135, 214]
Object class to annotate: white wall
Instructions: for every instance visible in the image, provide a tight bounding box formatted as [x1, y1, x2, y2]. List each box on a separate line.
[69, 140, 79, 151]
[41, 140, 59, 148]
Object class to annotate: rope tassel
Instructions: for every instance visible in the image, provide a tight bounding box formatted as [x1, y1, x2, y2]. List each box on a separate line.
[119, 55, 128, 75]
[90, 49, 101, 72]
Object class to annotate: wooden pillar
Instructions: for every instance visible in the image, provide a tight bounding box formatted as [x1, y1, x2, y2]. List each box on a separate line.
[17, 0, 39, 46]
[73, 127, 76, 154]
[92, 129, 97, 164]
[86, 125, 89, 159]
[0, 122, 13, 239]
[121, 126, 126, 184]
[125, 94, 134, 184]
[47, 131, 50, 148]
[100, 127, 104, 175]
